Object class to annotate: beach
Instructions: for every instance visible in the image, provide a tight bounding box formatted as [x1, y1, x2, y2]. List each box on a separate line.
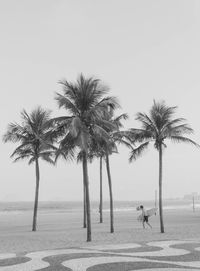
[0, 203, 200, 254]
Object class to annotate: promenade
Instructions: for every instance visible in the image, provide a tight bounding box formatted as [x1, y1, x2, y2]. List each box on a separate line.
[1, 239, 200, 270]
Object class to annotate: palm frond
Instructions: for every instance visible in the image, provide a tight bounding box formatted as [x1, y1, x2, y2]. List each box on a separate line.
[151, 100, 177, 123]
[55, 93, 79, 115]
[113, 113, 128, 128]
[10, 143, 34, 158]
[113, 136, 133, 150]
[129, 142, 150, 162]
[168, 136, 199, 147]
[128, 128, 153, 142]
[3, 123, 28, 143]
[59, 132, 76, 149]
[30, 106, 52, 131]
[48, 116, 73, 141]
[49, 116, 73, 124]
[76, 150, 84, 163]
[55, 146, 75, 163]
[40, 152, 55, 165]
[164, 124, 194, 136]
[92, 124, 111, 142]
[56, 133, 77, 162]
[11, 147, 33, 159]
[13, 154, 31, 163]
[59, 79, 78, 101]
[96, 96, 120, 111]
[28, 157, 36, 165]
[95, 118, 117, 133]
[161, 118, 186, 132]
[135, 112, 157, 133]
[113, 131, 136, 152]
[87, 96, 120, 121]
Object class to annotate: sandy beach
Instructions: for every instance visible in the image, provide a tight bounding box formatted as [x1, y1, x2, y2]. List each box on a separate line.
[0, 208, 200, 254]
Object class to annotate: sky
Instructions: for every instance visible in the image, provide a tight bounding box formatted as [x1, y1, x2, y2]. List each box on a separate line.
[1, 0, 200, 202]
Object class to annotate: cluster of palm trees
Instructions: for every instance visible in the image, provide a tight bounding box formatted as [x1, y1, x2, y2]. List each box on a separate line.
[3, 74, 198, 242]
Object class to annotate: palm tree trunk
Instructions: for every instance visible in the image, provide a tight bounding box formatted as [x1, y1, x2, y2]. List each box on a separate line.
[159, 144, 164, 233]
[99, 156, 103, 223]
[82, 151, 91, 241]
[105, 152, 114, 233]
[82, 163, 87, 228]
[32, 157, 40, 231]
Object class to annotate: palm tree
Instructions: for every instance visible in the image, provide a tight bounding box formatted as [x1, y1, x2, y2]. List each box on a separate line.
[3, 107, 56, 231]
[99, 155, 103, 223]
[89, 109, 130, 233]
[79, 143, 104, 224]
[76, 150, 93, 228]
[104, 111, 129, 233]
[129, 100, 198, 233]
[89, 141, 106, 224]
[54, 74, 119, 241]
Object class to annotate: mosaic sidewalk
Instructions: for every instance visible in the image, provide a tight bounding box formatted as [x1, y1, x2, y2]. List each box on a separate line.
[1, 240, 200, 270]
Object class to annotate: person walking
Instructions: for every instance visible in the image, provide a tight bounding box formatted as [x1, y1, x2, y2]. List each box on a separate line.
[140, 205, 152, 229]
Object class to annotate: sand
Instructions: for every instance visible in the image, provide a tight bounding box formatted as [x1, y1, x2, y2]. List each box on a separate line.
[0, 208, 200, 253]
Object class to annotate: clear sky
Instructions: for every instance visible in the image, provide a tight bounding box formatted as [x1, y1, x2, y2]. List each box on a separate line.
[1, 0, 200, 202]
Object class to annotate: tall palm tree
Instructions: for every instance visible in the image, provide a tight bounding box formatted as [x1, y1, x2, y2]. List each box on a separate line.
[54, 74, 119, 241]
[104, 111, 129, 233]
[129, 100, 198, 233]
[79, 143, 104, 224]
[89, 109, 130, 233]
[99, 155, 103, 223]
[3, 107, 56, 231]
[89, 141, 106, 224]
[76, 150, 93, 229]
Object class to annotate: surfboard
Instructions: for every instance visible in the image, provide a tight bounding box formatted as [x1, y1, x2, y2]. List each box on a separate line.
[137, 207, 158, 221]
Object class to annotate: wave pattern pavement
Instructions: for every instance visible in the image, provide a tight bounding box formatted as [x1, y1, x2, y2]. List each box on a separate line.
[0, 240, 200, 270]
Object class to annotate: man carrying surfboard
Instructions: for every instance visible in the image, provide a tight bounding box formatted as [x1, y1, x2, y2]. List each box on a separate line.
[140, 205, 152, 229]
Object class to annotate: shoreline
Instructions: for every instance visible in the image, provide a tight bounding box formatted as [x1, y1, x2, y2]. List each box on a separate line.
[0, 198, 198, 215]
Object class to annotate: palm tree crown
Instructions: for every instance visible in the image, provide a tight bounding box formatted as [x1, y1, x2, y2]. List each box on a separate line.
[54, 74, 119, 155]
[3, 107, 55, 164]
[129, 100, 198, 161]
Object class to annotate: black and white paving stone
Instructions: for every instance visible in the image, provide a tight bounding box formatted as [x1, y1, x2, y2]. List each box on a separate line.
[1, 240, 200, 270]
